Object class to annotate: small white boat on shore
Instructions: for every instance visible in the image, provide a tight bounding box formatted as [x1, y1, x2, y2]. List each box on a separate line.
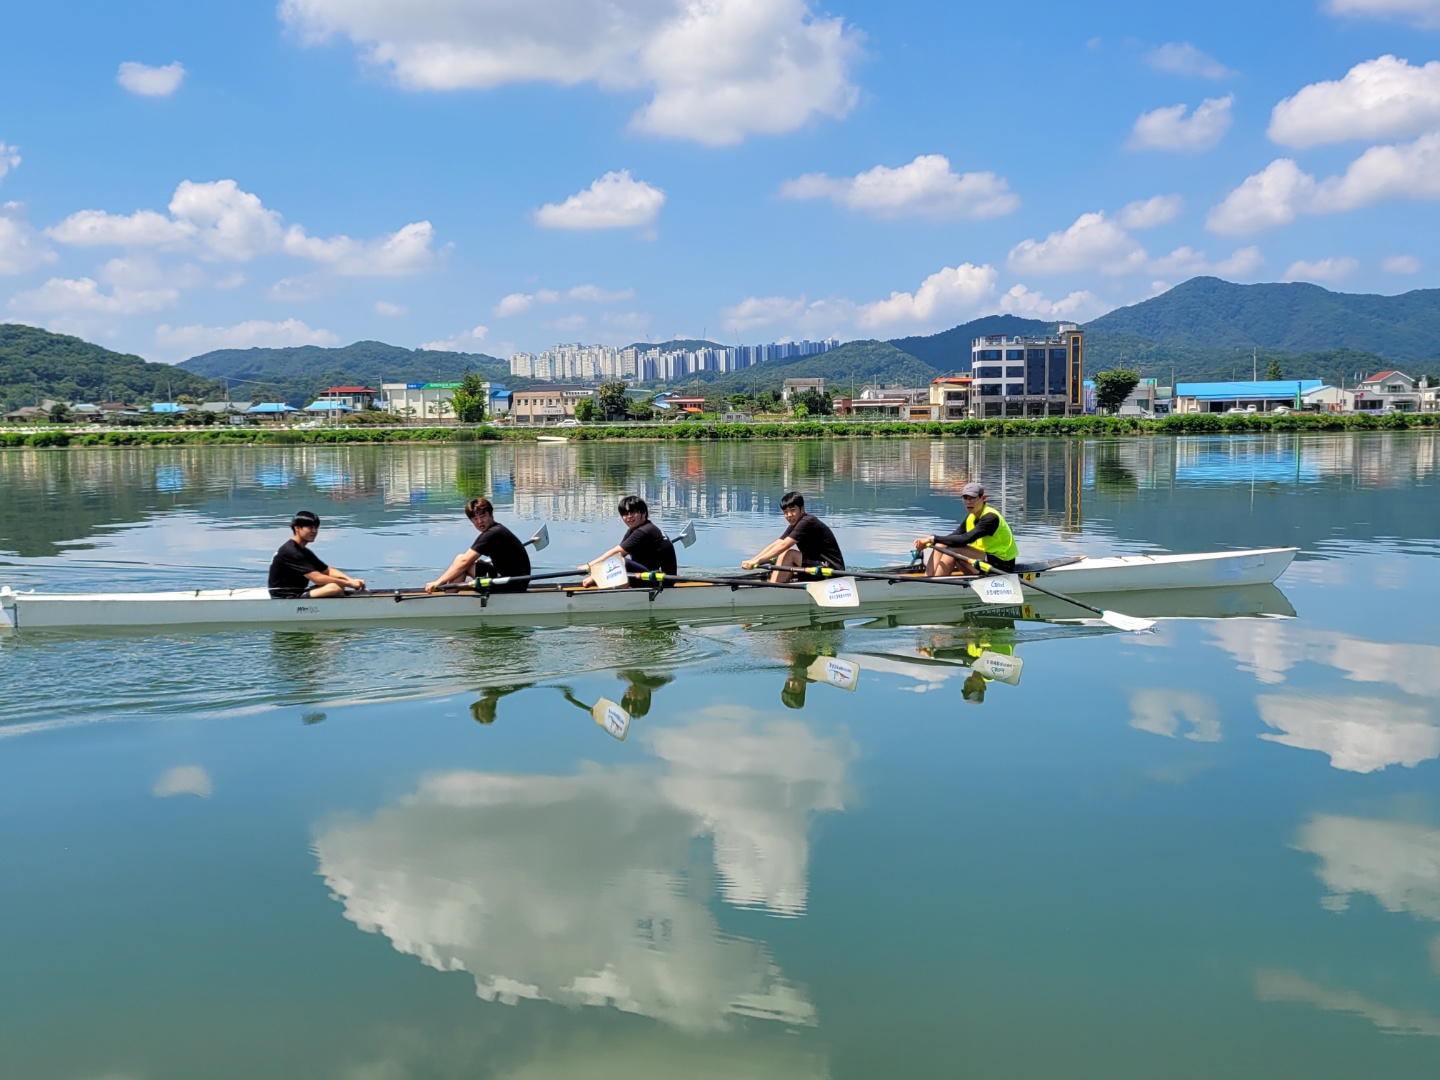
[1, 547, 1297, 635]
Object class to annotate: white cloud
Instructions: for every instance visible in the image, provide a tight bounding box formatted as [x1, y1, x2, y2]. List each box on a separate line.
[1295, 813, 1440, 919]
[1129, 689, 1223, 742]
[602, 310, 651, 332]
[1145, 42, 1235, 79]
[1205, 159, 1318, 234]
[534, 171, 665, 230]
[722, 294, 809, 332]
[7, 276, 179, 316]
[1258, 695, 1439, 772]
[0, 202, 57, 276]
[997, 284, 1105, 320]
[374, 300, 407, 316]
[1209, 133, 1440, 233]
[0, 142, 19, 184]
[1118, 194, 1184, 229]
[1270, 56, 1440, 149]
[1326, 0, 1440, 29]
[1008, 211, 1147, 276]
[1384, 254, 1423, 273]
[281, 220, 437, 276]
[116, 61, 186, 97]
[1255, 969, 1440, 1038]
[493, 284, 634, 316]
[266, 274, 332, 303]
[778, 155, 1019, 220]
[1283, 256, 1359, 283]
[47, 179, 438, 275]
[1128, 95, 1234, 151]
[1148, 244, 1264, 278]
[281, 0, 861, 146]
[152, 764, 212, 798]
[420, 325, 489, 352]
[155, 318, 339, 353]
[855, 263, 998, 329]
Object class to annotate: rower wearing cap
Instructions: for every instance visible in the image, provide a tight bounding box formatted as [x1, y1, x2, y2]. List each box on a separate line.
[913, 482, 1018, 577]
[268, 510, 367, 598]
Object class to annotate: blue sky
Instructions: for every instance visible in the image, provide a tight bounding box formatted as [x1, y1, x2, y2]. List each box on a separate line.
[1, 0, 1438, 362]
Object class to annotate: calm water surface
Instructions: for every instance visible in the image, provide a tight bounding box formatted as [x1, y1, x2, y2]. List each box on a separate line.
[1, 434, 1438, 1078]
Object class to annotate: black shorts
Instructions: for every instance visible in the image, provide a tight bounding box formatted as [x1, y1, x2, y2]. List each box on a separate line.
[269, 586, 312, 599]
[980, 555, 1016, 573]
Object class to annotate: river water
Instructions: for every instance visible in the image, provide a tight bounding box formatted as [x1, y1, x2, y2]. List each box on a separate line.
[1, 434, 1437, 1078]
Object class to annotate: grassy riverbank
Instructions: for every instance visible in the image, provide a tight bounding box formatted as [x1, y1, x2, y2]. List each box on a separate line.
[2, 411, 1435, 448]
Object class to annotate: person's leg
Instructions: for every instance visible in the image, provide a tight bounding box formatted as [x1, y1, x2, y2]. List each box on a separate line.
[308, 582, 348, 598]
[769, 546, 803, 583]
[927, 550, 958, 577]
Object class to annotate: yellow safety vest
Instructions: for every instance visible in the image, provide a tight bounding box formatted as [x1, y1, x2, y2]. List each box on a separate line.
[966, 506, 1018, 563]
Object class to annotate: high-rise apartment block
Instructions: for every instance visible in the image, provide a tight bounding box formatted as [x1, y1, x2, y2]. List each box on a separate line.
[509, 338, 841, 384]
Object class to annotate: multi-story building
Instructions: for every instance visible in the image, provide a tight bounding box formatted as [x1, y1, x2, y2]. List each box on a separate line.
[782, 377, 827, 402]
[316, 386, 378, 410]
[969, 324, 1084, 418]
[1352, 371, 1421, 412]
[509, 338, 842, 386]
[929, 376, 972, 421]
[510, 385, 597, 425]
[380, 382, 464, 419]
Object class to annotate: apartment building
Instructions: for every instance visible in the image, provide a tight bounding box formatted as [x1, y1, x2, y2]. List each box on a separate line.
[969, 324, 1083, 418]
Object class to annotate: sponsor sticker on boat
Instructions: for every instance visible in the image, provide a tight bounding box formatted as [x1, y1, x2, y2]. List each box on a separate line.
[806, 577, 860, 608]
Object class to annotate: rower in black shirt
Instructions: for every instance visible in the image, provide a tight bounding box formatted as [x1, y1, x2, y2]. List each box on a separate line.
[742, 491, 845, 583]
[426, 498, 533, 594]
[580, 495, 678, 585]
[267, 510, 367, 598]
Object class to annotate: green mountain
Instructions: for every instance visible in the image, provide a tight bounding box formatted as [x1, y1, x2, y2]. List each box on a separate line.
[678, 340, 937, 396]
[0, 323, 220, 412]
[889, 315, 1054, 371]
[1087, 277, 1440, 363]
[626, 338, 728, 353]
[177, 340, 510, 405]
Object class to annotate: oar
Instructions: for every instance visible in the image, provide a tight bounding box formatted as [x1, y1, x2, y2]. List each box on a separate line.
[807, 655, 860, 690]
[559, 686, 631, 741]
[931, 544, 1155, 633]
[524, 524, 550, 551]
[392, 567, 585, 602]
[667, 520, 696, 548]
[625, 569, 860, 609]
[788, 564, 1026, 606]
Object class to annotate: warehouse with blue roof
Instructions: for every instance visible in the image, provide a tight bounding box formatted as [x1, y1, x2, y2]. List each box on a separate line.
[1173, 380, 1324, 414]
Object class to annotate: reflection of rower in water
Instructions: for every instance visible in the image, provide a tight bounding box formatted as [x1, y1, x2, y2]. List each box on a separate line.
[921, 627, 1018, 705]
[470, 683, 531, 724]
[913, 481, 1018, 577]
[268, 510, 367, 598]
[427, 498, 531, 593]
[616, 670, 674, 718]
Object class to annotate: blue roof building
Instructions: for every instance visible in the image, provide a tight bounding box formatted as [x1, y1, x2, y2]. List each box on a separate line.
[305, 400, 357, 412]
[247, 403, 296, 415]
[1174, 380, 1323, 414]
[150, 402, 189, 413]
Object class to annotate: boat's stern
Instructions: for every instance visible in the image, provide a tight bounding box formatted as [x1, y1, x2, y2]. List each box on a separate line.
[0, 586, 15, 633]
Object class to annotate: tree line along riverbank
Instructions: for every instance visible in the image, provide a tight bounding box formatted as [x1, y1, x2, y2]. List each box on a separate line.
[2, 411, 1435, 449]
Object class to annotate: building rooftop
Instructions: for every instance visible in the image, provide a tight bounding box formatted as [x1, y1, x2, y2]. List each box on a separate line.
[322, 386, 377, 394]
[1175, 380, 1323, 400]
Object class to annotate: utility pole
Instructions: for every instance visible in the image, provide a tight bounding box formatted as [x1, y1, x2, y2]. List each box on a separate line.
[1252, 347, 1258, 382]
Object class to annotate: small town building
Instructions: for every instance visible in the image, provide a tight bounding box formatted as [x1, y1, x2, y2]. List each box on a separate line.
[150, 402, 190, 414]
[970, 323, 1084, 418]
[510, 385, 597, 425]
[929, 376, 972, 421]
[4, 405, 49, 423]
[1172, 380, 1322, 414]
[835, 385, 933, 420]
[1351, 371, 1420, 412]
[1116, 379, 1172, 418]
[305, 401, 358, 417]
[317, 386, 378, 410]
[246, 403, 297, 422]
[781, 377, 827, 402]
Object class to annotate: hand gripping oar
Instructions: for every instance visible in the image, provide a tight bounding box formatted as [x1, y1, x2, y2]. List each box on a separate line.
[931, 544, 1156, 633]
[393, 567, 585, 602]
[624, 569, 861, 609]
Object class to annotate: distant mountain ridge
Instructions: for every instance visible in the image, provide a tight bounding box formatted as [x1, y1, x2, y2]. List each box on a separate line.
[177, 340, 509, 405]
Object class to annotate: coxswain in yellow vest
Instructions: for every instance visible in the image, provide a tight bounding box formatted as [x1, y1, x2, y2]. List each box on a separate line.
[912, 481, 1019, 577]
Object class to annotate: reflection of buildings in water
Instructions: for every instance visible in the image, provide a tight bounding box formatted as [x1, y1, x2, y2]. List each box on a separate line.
[313, 707, 851, 1030]
[927, 441, 1085, 535]
[377, 448, 464, 506]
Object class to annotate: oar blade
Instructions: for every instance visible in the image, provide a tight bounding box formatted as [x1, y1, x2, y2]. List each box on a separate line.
[806, 577, 860, 608]
[591, 555, 630, 590]
[971, 574, 1025, 605]
[591, 697, 630, 740]
[971, 650, 1023, 686]
[1101, 609, 1157, 633]
[807, 655, 860, 690]
[674, 520, 696, 548]
[528, 523, 550, 551]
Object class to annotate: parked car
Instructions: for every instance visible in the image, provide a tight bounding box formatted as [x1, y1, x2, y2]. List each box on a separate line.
[1272, 405, 1292, 415]
[555, 418, 581, 427]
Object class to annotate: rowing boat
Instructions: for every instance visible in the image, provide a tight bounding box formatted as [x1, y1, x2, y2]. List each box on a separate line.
[0, 547, 1296, 634]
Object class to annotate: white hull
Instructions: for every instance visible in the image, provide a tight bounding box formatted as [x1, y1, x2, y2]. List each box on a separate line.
[1, 547, 1296, 634]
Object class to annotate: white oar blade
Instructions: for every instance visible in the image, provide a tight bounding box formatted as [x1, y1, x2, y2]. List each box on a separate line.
[971, 650, 1023, 686]
[1101, 609, 1157, 633]
[591, 697, 630, 741]
[971, 574, 1025, 605]
[675, 520, 696, 548]
[528, 523, 550, 551]
[806, 577, 860, 608]
[807, 656, 860, 691]
[591, 555, 630, 590]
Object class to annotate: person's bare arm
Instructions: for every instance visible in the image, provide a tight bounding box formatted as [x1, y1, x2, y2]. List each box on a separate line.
[426, 549, 479, 592]
[305, 566, 366, 591]
[741, 536, 797, 570]
[578, 544, 627, 572]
